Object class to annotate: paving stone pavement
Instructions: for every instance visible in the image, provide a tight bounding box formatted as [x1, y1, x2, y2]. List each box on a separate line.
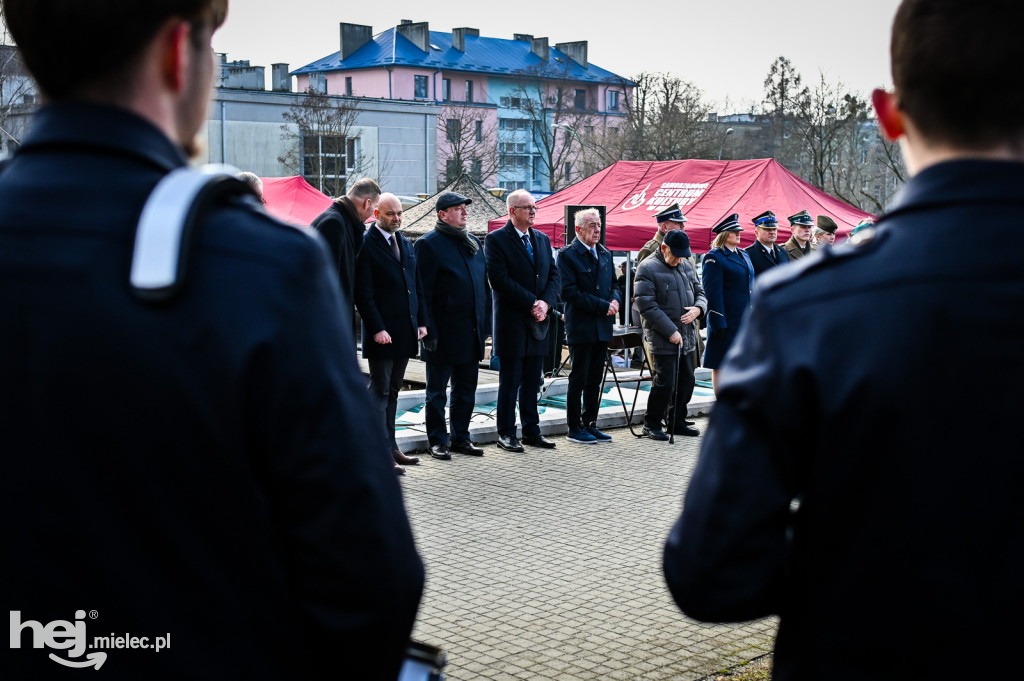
[399, 416, 776, 680]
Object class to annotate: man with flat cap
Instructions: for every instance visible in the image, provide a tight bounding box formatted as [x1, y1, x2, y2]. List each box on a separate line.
[635, 230, 707, 440]
[744, 210, 790, 277]
[813, 215, 838, 249]
[783, 210, 815, 260]
[415, 192, 490, 460]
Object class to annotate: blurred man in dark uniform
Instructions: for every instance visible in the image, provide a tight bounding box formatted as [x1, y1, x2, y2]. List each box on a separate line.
[664, 2, 1024, 679]
[486, 189, 560, 452]
[782, 209, 814, 260]
[744, 210, 790, 276]
[355, 193, 428, 472]
[312, 177, 381, 338]
[558, 208, 620, 444]
[1, 2, 422, 679]
[415, 192, 489, 460]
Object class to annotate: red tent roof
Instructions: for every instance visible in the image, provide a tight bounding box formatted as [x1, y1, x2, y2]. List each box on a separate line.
[261, 176, 333, 227]
[488, 159, 874, 253]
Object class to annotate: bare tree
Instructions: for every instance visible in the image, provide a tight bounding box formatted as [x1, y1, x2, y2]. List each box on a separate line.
[437, 103, 500, 185]
[761, 56, 808, 169]
[507, 64, 598, 191]
[278, 88, 364, 197]
[0, 37, 37, 155]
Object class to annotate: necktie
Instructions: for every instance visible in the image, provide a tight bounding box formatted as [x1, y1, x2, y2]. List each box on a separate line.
[390, 235, 401, 261]
[590, 247, 598, 261]
[522, 233, 534, 261]
[766, 246, 776, 264]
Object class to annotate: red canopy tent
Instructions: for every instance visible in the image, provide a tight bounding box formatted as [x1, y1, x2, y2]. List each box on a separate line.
[261, 176, 333, 227]
[488, 159, 873, 253]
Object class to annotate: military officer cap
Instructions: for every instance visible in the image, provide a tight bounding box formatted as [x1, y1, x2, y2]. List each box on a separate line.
[664, 229, 692, 258]
[788, 210, 814, 226]
[752, 210, 778, 228]
[655, 203, 687, 224]
[712, 213, 743, 234]
[816, 215, 838, 234]
[436, 191, 473, 211]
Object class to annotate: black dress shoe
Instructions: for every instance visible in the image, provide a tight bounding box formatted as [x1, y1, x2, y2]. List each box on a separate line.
[394, 463, 405, 475]
[393, 449, 420, 465]
[642, 425, 669, 441]
[521, 435, 556, 449]
[429, 444, 451, 460]
[496, 435, 524, 453]
[670, 424, 701, 437]
[449, 440, 484, 456]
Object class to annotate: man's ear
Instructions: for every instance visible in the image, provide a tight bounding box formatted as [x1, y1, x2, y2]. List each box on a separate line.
[872, 88, 905, 142]
[159, 21, 191, 93]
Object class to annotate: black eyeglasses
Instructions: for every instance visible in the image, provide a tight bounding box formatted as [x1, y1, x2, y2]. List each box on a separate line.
[513, 205, 537, 212]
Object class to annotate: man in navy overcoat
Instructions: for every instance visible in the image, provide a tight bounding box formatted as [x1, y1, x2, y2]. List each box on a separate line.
[485, 189, 560, 452]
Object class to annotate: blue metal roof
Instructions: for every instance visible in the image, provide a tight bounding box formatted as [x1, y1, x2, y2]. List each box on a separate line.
[292, 29, 631, 86]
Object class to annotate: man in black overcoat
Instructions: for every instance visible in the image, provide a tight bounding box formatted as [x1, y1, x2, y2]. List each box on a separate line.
[311, 177, 381, 337]
[485, 189, 560, 452]
[664, 1, 1024, 679]
[355, 193, 428, 472]
[558, 208, 620, 444]
[414, 192, 490, 459]
[2, 2, 423, 678]
[743, 210, 790, 276]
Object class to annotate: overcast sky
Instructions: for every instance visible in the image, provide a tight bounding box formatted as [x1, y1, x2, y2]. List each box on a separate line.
[215, 0, 901, 111]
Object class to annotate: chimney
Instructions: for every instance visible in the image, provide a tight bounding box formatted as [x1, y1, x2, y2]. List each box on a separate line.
[555, 40, 588, 68]
[513, 33, 533, 42]
[530, 37, 549, 60]
[271, 63, 291, 92]
[340, 23, 373, 60]
[397, 21, 430, 53]
[451, 27, 479, 52]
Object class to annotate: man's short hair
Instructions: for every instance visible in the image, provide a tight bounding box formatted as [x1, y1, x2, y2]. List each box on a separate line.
[3, 0, 228, 100]
[573, 208, 601, 228]
[347, 178, 381, 201]
[890, 0, 1024, 150]
[238, 172, 263, 196]
[505, 189, 532, 212]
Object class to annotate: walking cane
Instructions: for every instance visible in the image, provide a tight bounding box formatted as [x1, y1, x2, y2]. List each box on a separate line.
[669, 341, 682, 445]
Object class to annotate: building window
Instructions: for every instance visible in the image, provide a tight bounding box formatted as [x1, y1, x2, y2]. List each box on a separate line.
[470, 159, 482, 182]
[475, 120, 483, 142]
[445, 158, 463, 183]
[345, 77, 353, 96]
[607, 90, 619, 111]
[414, 75, 428, 98]
[564, 162, 572, 181]
[574, 89, 586, 110]
[465, 80, 474, 103]
[301, 133, 355, 194]
[446, 119, 461, 142]
[309, 73, 327, 94]
[442, 78, 451, 101]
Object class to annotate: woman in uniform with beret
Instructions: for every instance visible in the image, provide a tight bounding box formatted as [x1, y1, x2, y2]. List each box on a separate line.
[701, 213, 755, 393]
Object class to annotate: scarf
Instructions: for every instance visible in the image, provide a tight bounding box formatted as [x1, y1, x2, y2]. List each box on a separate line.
[435, 218, 479, 255]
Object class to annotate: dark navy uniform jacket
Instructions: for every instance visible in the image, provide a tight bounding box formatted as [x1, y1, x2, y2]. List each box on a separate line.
[1, 103, 423, 680]
[414, 226, 489, 365]
[354, 224, 426, 359]
[485, 220, 560, 358]
[664, 159, 1024, 681]
[558, 237, 621, 345]
[701, 246, 755, 333]
[744, 240, 790, 277]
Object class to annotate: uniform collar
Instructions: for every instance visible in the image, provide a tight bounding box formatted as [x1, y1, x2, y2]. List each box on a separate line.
[888, 159, 1024, 214]
[19, 101, 188, 173]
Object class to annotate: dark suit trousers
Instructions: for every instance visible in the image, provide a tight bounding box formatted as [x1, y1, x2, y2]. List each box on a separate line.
[566, 341, 608, 429]
[425, 360, 479, 445]
[645, 351, 695, 429]
[368, 357, 409, 450]
[497, 354, 543, 438]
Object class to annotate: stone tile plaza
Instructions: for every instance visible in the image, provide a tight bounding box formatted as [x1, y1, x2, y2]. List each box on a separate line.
[400, 415, 776, 680]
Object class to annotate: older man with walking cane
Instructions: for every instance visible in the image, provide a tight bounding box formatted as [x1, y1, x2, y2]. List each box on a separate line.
[634, 230, 707, 441]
